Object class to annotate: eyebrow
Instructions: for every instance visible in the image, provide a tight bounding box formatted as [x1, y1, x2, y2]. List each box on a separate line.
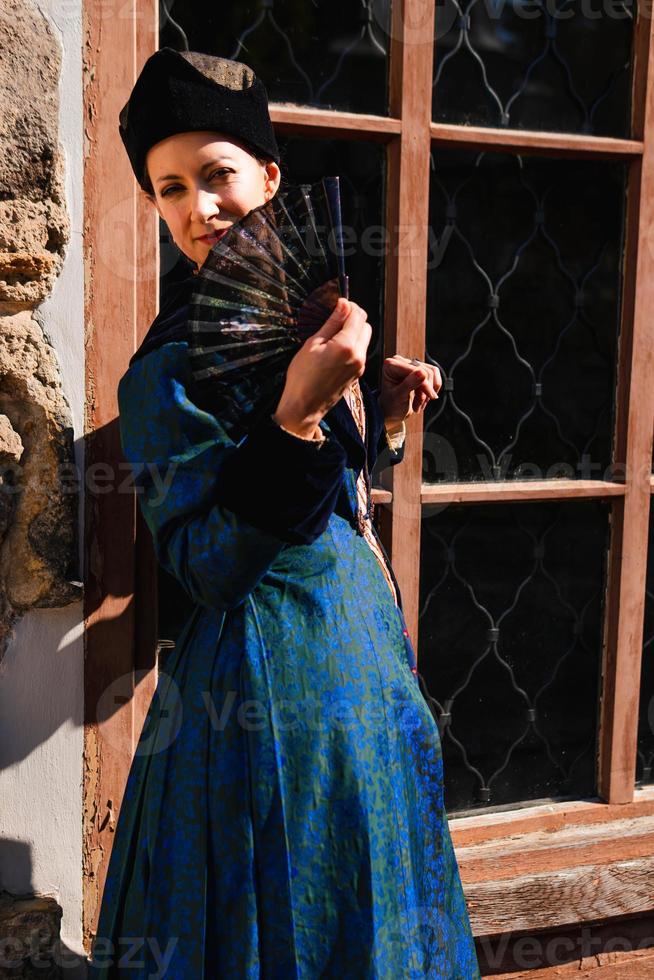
[156, 159, 235, 183]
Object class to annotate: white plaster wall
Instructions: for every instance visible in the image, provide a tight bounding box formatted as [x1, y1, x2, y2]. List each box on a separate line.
[0, 0, 86, 973]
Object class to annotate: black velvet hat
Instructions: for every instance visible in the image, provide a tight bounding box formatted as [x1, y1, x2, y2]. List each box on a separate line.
[119, 48, 280, 190]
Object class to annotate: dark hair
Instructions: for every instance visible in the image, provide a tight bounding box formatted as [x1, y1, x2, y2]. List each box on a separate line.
[141, 138, 276, 197]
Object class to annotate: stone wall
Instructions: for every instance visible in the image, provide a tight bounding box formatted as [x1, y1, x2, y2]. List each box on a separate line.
[0, 0, 81, 661]
[0, 892, 62, 978]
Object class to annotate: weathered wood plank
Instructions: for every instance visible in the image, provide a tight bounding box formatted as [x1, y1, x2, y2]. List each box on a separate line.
[269, 104, 401, 140]
[82, 0, 159, 954]
[597, 10, 654, 803]
[457, 816, 654, 882]
[421, 479, 625, 505]
[465, 856, 654, 936]
[378, 0, 435, 645]
[371, 487, 392, 505]
[449, 788, 654, 846]
[485, 946, 654, 979]
[475, 908, 654, 977]
[430, 122, 643, 159]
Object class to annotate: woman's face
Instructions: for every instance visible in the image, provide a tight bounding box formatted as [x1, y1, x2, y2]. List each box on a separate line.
[146, 130, 281, 269]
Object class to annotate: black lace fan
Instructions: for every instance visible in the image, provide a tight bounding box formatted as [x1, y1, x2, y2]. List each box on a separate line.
[186, 177, 349, 442]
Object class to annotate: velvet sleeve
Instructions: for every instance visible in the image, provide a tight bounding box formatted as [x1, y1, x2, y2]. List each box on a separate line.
[215, 414, 348, 545]
[117, 341, 347, 612]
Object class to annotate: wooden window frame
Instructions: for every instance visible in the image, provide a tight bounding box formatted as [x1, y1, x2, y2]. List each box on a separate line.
[83, 0, 654, 952]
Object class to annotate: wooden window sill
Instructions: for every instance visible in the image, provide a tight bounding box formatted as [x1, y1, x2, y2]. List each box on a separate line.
[449, 787, 654, 938]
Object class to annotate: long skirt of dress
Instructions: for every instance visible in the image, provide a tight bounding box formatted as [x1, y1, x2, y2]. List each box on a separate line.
[88, 512, 481, 979]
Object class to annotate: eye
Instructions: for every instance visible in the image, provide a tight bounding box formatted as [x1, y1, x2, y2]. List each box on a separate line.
[160, 169, 233, 198]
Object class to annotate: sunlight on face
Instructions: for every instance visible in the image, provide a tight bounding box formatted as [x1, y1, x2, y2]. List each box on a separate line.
[145, 130, 281, 269]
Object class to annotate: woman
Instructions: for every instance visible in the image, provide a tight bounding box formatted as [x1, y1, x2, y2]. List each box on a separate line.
[90, 48, 481, 978]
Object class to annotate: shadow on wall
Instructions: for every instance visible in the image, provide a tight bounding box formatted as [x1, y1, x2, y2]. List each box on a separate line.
[0, 409, 160, 777]
[0, 838, 88, 977]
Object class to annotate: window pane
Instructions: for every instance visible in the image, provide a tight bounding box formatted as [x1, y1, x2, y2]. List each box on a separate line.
[637, 511, 654, 786]
[424, 148, 626, 484]
[433, 2, 635, 138]
[418, 499, 609, 813]
[276, 136, 386, 386]
[160, 0, 391, 115]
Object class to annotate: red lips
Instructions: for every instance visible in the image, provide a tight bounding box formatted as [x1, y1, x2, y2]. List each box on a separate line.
[197, 228, 229, 244]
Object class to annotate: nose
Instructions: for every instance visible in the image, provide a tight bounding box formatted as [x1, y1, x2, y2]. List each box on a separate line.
[189, 186, 220, 224]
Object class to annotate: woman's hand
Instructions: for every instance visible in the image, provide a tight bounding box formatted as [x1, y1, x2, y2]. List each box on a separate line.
[272, 298, 372, 439]
[378, 355, 442, 428]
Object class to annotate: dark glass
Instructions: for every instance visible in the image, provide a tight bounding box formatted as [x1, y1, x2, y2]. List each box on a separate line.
[160, 0, 391, 116]
[637, 514, 654, 786]
[433, 1, 635, 138]
[276, 136, 386, 387]
[424, 148, 626, 484]
[418, 499, 609, 814]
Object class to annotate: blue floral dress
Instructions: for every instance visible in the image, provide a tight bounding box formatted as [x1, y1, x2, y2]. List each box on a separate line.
[88, 282, 481, 979]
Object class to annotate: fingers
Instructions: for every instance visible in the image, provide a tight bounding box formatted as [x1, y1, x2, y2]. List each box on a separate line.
[316, 297, 352, 340]
[340, 301, 368, 338]
[413, 362, 441, 399]
[403, 366, 439, 397]
[379, 354, 442, 419]
[392, 356, 441, 399]
[339, 301, 372, 365]
[319, 300, 369, 343]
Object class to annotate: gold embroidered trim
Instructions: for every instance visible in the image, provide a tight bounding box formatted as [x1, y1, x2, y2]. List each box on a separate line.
[343, 380, 399, 606]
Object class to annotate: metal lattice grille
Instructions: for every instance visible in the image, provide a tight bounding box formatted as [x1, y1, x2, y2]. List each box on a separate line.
[636, 512, 654, 786]
[433, 0, 635, 137]
[423, 148, 626, 483]
[418, 499, 609, 813]
[160, 0, 391, 115]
